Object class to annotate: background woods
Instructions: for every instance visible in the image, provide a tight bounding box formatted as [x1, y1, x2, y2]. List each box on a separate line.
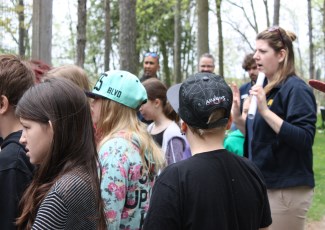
[0, 0, 325, 87]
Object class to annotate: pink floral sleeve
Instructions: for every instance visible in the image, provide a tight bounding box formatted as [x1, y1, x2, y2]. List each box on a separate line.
[99, 136, 154, 230]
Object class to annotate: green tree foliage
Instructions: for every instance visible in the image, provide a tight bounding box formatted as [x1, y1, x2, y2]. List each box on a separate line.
[136, 0, 175, 82]
[0, 1, 32, 55]
[136, 0, 195, 84]
[85, 0, 105, 79]
[84, 0, 120, 81]
[2, 0, 323, 87]
[311, 0, 325, 80]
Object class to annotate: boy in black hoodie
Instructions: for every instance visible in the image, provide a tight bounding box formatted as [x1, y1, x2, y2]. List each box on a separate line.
[0, 54, 35, 229]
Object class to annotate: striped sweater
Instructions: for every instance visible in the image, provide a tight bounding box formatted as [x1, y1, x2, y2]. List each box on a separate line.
[32, 168, 99, 229]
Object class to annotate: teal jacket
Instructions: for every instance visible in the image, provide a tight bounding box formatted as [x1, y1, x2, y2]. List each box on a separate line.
[224, 129, 245, 156]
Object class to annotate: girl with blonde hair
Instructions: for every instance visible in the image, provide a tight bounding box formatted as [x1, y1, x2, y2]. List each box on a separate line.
[87, 70, 165, 230]
[46, 64, 90, 91]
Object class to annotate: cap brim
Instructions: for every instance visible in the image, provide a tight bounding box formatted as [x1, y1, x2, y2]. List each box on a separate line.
[309, 80, 325, 93]
[167, 83, 182, 113]
[85, 91, 103, 99]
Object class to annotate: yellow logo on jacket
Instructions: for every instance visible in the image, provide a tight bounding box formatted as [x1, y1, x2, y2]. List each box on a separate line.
[267, 99, 273, 107]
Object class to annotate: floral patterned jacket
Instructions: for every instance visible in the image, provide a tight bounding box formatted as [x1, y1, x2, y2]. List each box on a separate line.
[99, 131, 155, 230]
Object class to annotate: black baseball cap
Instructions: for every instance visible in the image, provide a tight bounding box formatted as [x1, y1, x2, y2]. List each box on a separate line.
[167, 73, 232, 129]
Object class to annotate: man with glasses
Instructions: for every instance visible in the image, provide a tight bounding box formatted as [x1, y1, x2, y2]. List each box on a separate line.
[198, 53, 215, 73]
[140, 52, 160, 82]
[138, 52, 160, 124]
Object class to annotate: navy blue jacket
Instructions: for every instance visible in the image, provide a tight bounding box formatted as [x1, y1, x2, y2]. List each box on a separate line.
[0, 131, 34, 229]
[239, 81, 253, 113]
[244, 76, 316, 189]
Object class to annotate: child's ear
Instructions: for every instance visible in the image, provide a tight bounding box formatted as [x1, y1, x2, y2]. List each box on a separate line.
[48, 120, 54, 135]
[48, 120, 53, 129]
[154, 98, 161, 108]
[226, 115, 233, 130]
[180, 121, 187, 135]
[0, 95, 10, 114]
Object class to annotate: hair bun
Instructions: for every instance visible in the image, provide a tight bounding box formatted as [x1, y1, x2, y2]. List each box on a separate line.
[285, 30, 297, 42]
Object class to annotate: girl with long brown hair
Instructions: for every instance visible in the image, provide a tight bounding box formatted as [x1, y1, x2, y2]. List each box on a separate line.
[16, 77, 107, 229]
[140, 78, 191, 165]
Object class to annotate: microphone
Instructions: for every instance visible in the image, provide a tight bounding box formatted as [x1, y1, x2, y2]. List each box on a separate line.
[248, 72, 265, 119]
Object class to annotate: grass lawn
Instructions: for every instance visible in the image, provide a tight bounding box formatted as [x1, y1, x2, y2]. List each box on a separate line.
[307, 117, 325, 221]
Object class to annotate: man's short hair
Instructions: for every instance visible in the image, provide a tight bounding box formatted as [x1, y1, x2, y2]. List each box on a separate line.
[242, 53, 255, 71]
[200, 53, 215, 65]
[0, 54, 35, 106]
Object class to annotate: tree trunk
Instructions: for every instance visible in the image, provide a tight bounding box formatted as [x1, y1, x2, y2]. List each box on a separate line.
[119, 0, 137, 75]
[76, 0, 87, 68]
[196, 0, 209, 61]
[263, 0, 270, 28]
[18, 0, 25, 57]
[32, 0, 53, 65]
[174, 0, 182, 84]
[273, 0, 280, 26]
[104, 0, 111, 71]
[159, 38, 170, 86]
[216, 0, 223, 77]
[182, 1, 195, 79]
[297, 45, 304, 78]
[249, 0, 258, 32]
[307, 0, 314, 80]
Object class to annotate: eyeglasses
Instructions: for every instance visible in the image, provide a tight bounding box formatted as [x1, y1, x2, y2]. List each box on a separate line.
[268, 26, 285, 48]
[200, 65, 214, 68]
[144, 52, 159, 59]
